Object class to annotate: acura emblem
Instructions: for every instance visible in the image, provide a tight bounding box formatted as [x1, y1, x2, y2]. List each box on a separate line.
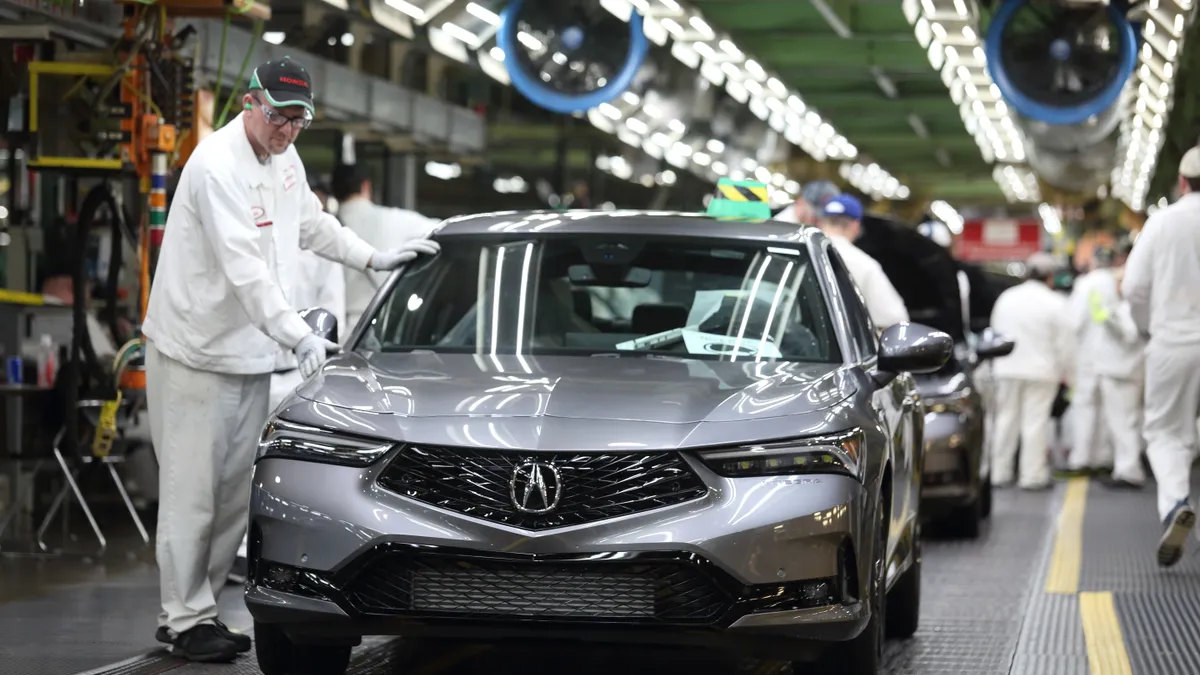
[509, 461, 562, 514]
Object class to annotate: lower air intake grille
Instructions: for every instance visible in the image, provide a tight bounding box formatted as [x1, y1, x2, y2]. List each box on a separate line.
[343, 552, 732, 624]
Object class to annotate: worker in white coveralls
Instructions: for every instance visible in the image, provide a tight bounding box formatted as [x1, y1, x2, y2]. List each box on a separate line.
[815, 193, 909, 330]
[1067, 240, 1145, 488]
[1064, 244, 1144, 485]
[331, 162, 441, 339]
[987, 252, 1075, 491]
[1121, 145, 1200, 568]
[140, 56, 439, 662]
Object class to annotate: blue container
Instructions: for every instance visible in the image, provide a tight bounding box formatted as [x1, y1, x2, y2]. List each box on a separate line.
[6, 356, 22, 384]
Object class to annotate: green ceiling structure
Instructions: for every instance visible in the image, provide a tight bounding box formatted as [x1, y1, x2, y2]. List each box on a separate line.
[691, 0, 1006, 205]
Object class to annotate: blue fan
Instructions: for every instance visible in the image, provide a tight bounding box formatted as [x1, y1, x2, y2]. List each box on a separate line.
[497, 0, 650, 114]
[985, 0, 1138, 126]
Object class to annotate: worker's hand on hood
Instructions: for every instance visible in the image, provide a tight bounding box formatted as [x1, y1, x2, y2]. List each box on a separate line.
[294, 333, 340, 379]
[368, 238, 441, 270]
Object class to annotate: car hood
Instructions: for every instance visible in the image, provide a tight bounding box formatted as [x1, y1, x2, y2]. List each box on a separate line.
[295, 351, 855, 423]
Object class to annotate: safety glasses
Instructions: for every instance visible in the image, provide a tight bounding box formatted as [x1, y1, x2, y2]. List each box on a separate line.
[257, 99, 312, 130]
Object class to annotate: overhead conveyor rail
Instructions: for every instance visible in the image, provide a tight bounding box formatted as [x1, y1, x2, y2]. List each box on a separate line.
[186, 18, 487, 155]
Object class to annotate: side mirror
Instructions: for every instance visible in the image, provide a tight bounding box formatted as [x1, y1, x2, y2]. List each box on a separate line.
[975, 328, 1015, 361]
[872, 322, 954, 388]
[299, 307, 339, 344]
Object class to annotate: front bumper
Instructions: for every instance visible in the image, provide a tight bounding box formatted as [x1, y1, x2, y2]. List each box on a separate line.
[245, 453, 873, 653]
[920, 410, 983, 511]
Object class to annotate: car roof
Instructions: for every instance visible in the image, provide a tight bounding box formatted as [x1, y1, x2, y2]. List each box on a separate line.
[431, 209, 820, 245]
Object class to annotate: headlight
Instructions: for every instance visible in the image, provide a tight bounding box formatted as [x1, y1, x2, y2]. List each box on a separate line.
[696, 430, 865, 480]
[257, 419, 394, 467]
[924, 388, 973, 415]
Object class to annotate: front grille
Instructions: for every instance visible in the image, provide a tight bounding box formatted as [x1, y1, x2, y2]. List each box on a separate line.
[343, 551, 732, 624]
[376, 446, 708, 530]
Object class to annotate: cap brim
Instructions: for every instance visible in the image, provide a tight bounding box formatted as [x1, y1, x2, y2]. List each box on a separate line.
[262, 88, 314, 115]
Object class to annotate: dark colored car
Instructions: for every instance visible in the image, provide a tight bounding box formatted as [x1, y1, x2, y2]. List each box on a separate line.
[856, 214, 1014, 537]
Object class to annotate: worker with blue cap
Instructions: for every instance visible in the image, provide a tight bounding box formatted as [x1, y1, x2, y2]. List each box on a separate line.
[817, 194, 909, 330]
[773, 180, 841, 224]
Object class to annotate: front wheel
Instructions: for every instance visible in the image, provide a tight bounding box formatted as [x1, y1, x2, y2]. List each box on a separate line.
[808, 508, 887, 674]
[255, 622, 351, 675]
[885, 531, 921, 639]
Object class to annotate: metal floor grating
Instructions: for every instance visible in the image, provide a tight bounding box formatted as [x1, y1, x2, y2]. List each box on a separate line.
[0, 564, 250, 675]
[1077, 473, 1200, 675]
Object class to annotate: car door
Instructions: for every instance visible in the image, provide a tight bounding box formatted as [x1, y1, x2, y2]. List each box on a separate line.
[826, 247, 914, 554]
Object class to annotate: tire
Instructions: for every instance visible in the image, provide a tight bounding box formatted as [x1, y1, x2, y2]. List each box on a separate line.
[885, 530, 921, 639]
[254, 622, 351, 675]
[945, 492, 983, 539]
[980, 479, 993, 519]
[808, 507, 887, 675]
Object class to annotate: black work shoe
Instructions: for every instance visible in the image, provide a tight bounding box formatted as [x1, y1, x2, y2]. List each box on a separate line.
[170, 624, 241, 663]
[1157, 500, 1196, 568]
[155, 626, 172, 645]
[213, 620, 252, 653]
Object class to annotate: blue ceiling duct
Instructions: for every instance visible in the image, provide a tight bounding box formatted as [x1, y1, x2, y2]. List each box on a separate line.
[497, 0, 650, 115]
[984, 0, 1140, 192]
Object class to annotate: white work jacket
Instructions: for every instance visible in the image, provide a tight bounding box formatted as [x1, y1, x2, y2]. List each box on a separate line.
[827, 234, 910, 330]
[142, 112, 376, 375]
[338, 198, 439, 334]
[988, 279, 1074, 383]
[1069, 268, 1143, 380]
[1122, 192, 1200, 347]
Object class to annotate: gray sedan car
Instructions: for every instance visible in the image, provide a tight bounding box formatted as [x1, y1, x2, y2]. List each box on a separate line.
[244, 210, 952, 675]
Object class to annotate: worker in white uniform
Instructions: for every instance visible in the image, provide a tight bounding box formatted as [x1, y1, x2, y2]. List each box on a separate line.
[1063, 248, 1117, 476]
[1121, 146, 1200, 568]
[140, 57, 439, 662]
[1066, 244, 1146, 487]
[988, 252, 1074, 490]
[815, 193, 909, 330]
[331, 162, 440, 339]
[772, 180, 840, 225]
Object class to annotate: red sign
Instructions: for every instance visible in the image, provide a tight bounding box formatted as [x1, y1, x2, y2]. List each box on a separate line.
[953, 218, 1043, 262]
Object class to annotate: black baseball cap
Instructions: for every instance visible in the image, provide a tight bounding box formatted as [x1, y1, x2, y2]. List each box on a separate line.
[248, 56, 314, 115]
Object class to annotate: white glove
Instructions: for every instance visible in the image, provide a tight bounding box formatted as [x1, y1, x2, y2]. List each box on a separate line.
[293, 333, 340, 379]
[369, 238, 441, 271]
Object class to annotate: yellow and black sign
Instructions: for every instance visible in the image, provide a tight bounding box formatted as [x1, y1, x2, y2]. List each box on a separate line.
[717, 180, 769, 203]
[707, 178, 772, 221]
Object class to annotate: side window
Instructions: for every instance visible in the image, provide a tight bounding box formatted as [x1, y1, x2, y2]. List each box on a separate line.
[827, 247, 878, 359]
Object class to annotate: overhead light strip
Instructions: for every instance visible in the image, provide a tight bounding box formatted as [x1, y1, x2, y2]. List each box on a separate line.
[419, 0, 910, 203]
[1111, 0, 1193, 213]
[901, 0, 1039, 204]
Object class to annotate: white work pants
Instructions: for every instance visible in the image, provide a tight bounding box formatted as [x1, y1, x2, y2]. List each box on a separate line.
[146, 343, 270, 634]
[1143, 343, 1200, 521]
[992, 378, 1060, 487]
[1068, 370, 1115, 470]
[1071, 373, 1144, 482]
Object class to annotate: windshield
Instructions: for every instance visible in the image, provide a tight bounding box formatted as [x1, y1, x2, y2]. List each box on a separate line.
[357, 234, 841, 363]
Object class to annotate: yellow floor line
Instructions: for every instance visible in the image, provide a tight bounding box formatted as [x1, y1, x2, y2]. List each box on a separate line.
[1080, 591, 1134, 675]
[1044, 477, 1089, 594]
